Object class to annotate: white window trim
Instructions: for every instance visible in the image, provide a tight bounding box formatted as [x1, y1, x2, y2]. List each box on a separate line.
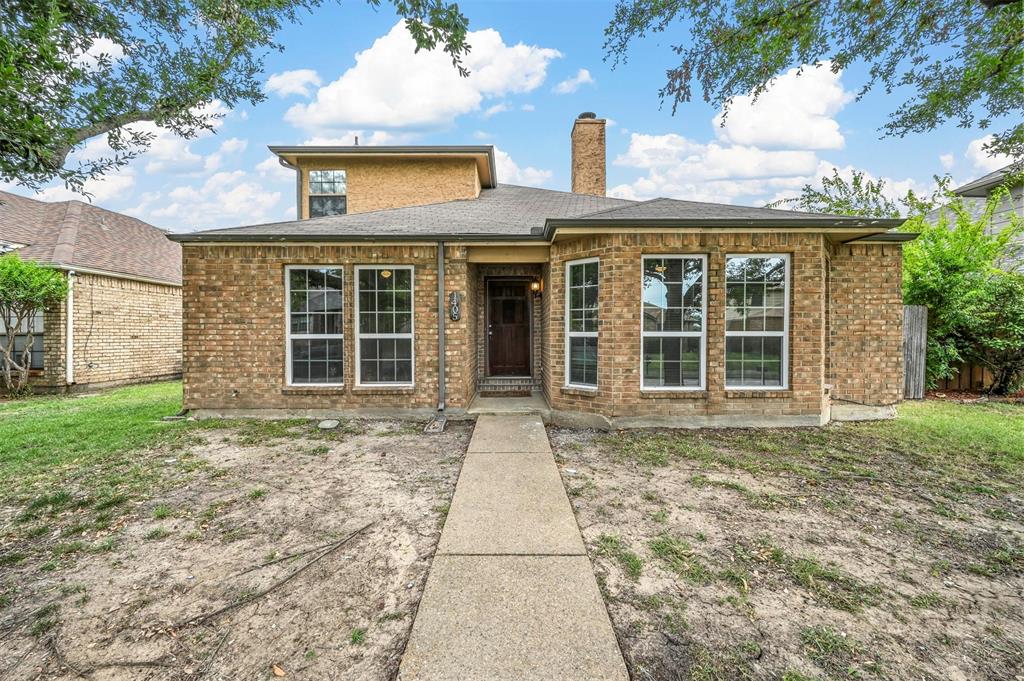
[640, 254, 708, 391]
[564, 257, 599, 389]
[285, 265, 345, 387]
[354, 264, 415, 388]
[724, 253, 790, 391]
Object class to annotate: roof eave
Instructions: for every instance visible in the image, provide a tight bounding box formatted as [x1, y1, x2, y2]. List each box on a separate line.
[167, 231, 545, 244]
[542, 216, 906, 239]
[267, 145, 498, 188]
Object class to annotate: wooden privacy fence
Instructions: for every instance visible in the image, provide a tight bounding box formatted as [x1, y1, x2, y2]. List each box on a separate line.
[903, 305, 927, 399]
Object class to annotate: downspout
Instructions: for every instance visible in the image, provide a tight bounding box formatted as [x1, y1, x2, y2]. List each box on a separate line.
[279, 157, 301, 219]
[437, 240, 446, 412]
[65, 270, 75, 386]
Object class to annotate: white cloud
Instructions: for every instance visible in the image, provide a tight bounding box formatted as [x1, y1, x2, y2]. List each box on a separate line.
[965, 135, 1012, 173]
[146, 171, 282, 230]
[940, 153, 955, 171]
[760, 162, 934, 208]
[266, 69, 322, 97]
[713, 63, 852, 150]
[302, 129, 417, 146]
[256, 155, 297, 182]
[75, 37, 125, 70]
[553, 68, 595, 95]
[203, 137, 249, 172]
[493, 148, 552, 187]
[521, 103, 535, 112]
[37, 170, 135, 204]
[472, 130, 491, 140]
[285, 22, 561, 133]
[483, 103, 510, 119]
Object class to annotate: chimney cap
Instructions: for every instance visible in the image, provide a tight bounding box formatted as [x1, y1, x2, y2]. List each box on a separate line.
[577, 111, 597, 120]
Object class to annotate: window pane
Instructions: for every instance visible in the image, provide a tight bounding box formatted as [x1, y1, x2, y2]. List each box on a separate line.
[643, 337, 700, 388]
[569, 337, 597, 387]
[309, 195, 347, 217]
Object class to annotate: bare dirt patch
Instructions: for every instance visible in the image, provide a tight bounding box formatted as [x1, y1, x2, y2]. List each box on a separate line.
[1, 418, 470, 680]
[550, 410, 1024, 681]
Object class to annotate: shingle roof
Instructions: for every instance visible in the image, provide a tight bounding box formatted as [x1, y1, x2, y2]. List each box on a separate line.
[170, 184, 904, 243]
[952, 164, 1021, 197]
[172, 185, 636, 240]
[570, 197, 858, 222]
[0, 191, 181, 285]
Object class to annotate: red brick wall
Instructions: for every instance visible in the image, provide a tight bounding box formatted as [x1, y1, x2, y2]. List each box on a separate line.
[180, 243, 471, 411]
[828, 243, 904, 406]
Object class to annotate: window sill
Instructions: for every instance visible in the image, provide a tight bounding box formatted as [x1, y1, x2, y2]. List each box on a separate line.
[640, 390, 708, 400]
[725, 389, 791, 399]
[352, 385, 416, 395]
[561, 385, 598, 397]
[282, 385, 345, 395]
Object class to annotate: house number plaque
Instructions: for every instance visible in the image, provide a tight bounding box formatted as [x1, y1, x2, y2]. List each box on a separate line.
[448, 292, 462, 321]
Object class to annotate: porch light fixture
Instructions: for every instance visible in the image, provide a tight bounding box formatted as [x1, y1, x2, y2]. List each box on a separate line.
[530, 279, 543, 295]
[380, 269, 392, 279]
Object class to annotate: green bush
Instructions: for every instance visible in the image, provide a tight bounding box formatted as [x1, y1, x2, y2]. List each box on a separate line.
[903, 186, 1023, 393]
[0, 254, 68, 394]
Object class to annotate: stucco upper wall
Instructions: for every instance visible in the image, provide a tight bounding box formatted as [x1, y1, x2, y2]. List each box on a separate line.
[297, 157, 482, 218]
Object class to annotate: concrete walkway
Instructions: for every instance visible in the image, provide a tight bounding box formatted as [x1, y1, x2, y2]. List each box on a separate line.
[399, 415, 628, 681]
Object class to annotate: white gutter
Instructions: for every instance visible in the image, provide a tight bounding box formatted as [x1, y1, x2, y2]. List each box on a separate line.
[65, 270, 75, 385]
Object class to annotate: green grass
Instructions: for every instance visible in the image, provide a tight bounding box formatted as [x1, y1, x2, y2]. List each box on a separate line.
[596, 534, 644, 580]
[800, 625, 864, 676]
[648, 534, 713, 584]
[0, 381, 192, 486]
[350, 627, 367, 644]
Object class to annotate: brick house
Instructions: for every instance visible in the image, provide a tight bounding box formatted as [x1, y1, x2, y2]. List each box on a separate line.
[169, 113, 914, 427]
[0, 192, 182, 392]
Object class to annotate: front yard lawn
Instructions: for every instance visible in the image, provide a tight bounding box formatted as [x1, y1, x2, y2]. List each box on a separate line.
[0, 382, 469, 679]
[551, 400, 1023, 681]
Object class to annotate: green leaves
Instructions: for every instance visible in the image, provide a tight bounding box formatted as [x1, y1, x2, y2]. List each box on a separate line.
[1, 0, 471, 195]
[902, 187, 1024, 393]
[605, 0, 1024, 164]
[0, 253, 68, 310]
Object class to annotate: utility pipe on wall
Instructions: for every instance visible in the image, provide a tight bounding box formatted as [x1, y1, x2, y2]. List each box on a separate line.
[65, 270, 75, 385]
[437, 241, 446, 412]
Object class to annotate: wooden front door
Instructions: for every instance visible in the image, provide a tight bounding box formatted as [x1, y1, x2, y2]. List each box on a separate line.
[487, 281, 531, 376]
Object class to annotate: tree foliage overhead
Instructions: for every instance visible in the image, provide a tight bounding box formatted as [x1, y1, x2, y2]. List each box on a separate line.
[0, 0, 470, 194]
[0, 254, 69, 395]
[767, 168, 955, 218]
[604, 0, 1024, 164]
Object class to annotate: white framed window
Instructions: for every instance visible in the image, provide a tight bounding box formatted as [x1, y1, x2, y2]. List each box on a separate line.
[355, 265, 414, 386]
[286, 266, 344, 386]
[725, 254, 789, 389]
[564, 257, 599, 388]
[308, 169, 347, 217]
[641, 255, 707, 390]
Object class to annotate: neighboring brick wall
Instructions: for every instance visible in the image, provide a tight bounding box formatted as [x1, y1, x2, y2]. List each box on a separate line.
[297, 157, 481, 218]
[34, 272, 181, 390]
[546, 232, 831, 421]
[570, 118, 606, 196]
[828, 243, 904, 406]
[180, 244, 471, 412]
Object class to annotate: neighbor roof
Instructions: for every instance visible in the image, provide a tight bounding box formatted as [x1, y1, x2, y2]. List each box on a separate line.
[269, 144, 498, 188]
[169, 185, 906, 243]
[0, 191, 181, 285]
[953, 164, 1021, 197]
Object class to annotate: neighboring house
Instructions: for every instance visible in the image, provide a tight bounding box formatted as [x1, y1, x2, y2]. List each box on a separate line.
[952, 164, 1023, 232]
[0, 192, 182, 392]
[169, 113, 914, 428]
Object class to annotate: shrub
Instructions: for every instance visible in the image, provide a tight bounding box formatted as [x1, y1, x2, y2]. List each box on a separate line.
[0, 254, 68, 394]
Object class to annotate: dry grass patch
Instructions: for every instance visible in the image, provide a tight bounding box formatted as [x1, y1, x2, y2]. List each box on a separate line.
[0, 383, 470, 680]
[551, 400, 1023, 681]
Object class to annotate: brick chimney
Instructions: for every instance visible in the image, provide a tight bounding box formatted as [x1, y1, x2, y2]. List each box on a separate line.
[571, 112, 606, 196]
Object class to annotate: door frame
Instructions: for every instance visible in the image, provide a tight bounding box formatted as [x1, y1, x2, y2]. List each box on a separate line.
[484, 276, 534, 378]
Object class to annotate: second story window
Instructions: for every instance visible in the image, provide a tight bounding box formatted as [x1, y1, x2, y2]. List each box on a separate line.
[308, 170, 347, 217]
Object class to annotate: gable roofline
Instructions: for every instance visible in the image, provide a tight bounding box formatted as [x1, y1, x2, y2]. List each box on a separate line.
[952, 164, 1021, 197]
[268, 144, 499, 188]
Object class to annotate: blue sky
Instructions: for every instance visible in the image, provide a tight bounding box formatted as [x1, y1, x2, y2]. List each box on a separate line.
[10, 0, 1015, 232]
